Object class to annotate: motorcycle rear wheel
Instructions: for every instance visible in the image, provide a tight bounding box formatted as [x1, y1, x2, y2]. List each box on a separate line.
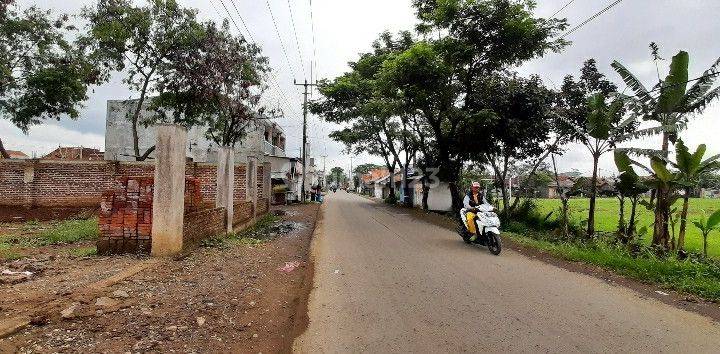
[487, 232, 502, 255]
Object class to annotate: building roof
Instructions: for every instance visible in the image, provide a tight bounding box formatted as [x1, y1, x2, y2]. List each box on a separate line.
[43, 147, 104, 161]
[361, 168, 390, 184]
[1, 150, 29, 159]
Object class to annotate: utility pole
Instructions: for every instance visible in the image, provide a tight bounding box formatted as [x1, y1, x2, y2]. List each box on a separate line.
[294, 79, 317, 202]
[349, 156, 355, 191]
[321, 154, 327, 189]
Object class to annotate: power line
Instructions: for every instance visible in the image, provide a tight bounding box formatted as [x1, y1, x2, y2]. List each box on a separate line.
[308, 0, 318, 90]
[265, 0, 299, 79]
[286, 0, 307, 79]
[214, 0, 302, 120]
[550, 0, 577, 18]
[559, 0, 623, 39]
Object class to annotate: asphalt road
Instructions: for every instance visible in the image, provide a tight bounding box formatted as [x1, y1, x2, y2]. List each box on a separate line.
[294, 191, 720, 353]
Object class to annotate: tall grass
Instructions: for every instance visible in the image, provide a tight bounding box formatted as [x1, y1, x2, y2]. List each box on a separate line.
[508, 232, 720, 301]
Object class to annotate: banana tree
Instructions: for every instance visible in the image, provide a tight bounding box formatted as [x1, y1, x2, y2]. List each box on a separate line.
[612, 49, 720, 249]
[664, 139, 720, 253]
[692, 210, 720, 258]
[561, 93, 635, 237]
[615, 149, 683, 250]
[614, 151, 650, 242]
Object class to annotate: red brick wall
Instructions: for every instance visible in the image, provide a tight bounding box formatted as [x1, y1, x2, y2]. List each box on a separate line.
[233, 201, 254, 227]
[257, 198, 269, 215]
[233, 165, 247, 203]
[97, 177, 154, 255]
[183, 207, 225, 247]
[97, 176, 206, 255]
[0, 160, 251, 208]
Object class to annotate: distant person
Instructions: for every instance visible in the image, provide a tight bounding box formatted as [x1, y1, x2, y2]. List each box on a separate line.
[463, 181, 485, 242]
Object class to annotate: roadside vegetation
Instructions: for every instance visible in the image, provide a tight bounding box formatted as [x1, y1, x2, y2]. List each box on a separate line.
[201, 214, 282, 249]
[0, 218, 99, 261]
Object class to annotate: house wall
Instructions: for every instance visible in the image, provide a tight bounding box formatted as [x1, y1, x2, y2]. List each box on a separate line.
[0, 160, 232, 208]
[104, 100, 285, 163]
[413, 182, 453, 211]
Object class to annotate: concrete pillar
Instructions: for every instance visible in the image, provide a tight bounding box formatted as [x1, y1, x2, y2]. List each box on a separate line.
[216, 147, 234, 233]
[247, 156, 258, 217]
[151, 124, 187, 257]
[263, 161, 272, 209]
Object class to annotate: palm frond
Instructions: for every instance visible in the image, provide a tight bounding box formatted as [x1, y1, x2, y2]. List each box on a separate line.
[611, 61, 654, 107]
[680, 56, 720, 109]
[685, 85, 720, 115]
[616, 147, 665, 159]
[618, 124, 676, 141]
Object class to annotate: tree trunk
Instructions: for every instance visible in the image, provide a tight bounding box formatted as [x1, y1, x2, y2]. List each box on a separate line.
[587, 153, 600, 238]
[0, 137, 10, 159]
[704, 234, 708, 258]
[652, 132, 671, 249]
[617, 195, 625, 237]
[422, 178, 429, 211]
[677, 190, 690, 252]
[131, 70, 155, 161]
[627, 198, 638, 241]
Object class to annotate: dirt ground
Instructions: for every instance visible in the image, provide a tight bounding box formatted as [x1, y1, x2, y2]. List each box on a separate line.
[0, 202, 319, 353]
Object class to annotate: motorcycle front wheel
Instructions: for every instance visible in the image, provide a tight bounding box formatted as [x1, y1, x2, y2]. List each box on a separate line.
[487, 232, 502, 255]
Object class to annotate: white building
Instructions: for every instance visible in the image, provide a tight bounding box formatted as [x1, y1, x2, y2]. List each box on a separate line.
[104, 99, 287, 163]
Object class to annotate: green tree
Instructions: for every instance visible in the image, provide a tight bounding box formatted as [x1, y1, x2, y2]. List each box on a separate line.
[692, 209, 720, 258]
[153, 19, 272, 147]
[564, 93, 635, 237]
[354, 163, 382, 175]
[556, 59, 636, 237]
[1, 0, 100, 158]
[468, 73, 555, 217]
[379, 0, 568, 211]
[82, 0, 202, 160]
[327, 167, 346, 186]
[612, 48, 720, 249]
[664, 139, 719, 253]
[614, 151, 650, 242]
[312, 32, 416, 199]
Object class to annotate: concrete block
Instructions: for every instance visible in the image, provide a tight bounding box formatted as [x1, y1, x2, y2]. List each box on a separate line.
[151, 124, 187, 257]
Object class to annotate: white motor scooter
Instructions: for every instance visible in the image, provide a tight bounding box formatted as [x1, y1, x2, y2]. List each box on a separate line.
[458, 203, 502, 255]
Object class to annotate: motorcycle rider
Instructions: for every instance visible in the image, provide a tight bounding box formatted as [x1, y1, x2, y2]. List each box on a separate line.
[463, 181, 485, 242]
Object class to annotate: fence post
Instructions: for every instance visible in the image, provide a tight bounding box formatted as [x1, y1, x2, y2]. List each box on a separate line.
[151, 124, 187, 256]
[247, 156, 258, 218]
[217, 147, 234, 233]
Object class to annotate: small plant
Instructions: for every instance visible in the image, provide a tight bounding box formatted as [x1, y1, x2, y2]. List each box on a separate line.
[68, 246, 98, 258]
[692, 210, 720, 258]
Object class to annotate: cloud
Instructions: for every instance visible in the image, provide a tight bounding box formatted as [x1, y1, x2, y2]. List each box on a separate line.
[0, 120, 105, 157]
[5, 0, 720, 177]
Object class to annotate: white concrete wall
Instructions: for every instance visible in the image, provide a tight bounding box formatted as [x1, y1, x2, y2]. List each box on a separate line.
[413, 181, 453, 211]
[104, 99, 284, 164]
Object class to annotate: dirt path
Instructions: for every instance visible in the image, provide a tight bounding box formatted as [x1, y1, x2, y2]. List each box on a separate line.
[0, 203, 318, 353]
[294, 192, 720, 353]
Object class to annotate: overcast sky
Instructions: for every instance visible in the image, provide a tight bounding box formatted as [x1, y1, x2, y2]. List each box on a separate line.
[3, 0, 719, 177]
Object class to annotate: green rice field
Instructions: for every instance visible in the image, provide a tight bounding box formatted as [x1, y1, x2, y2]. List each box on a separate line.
[533, 198, 720, 258]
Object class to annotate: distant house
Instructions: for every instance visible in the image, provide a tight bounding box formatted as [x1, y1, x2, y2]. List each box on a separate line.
[701, 188, 720, 199]
[43, 147, 104, 161]
[0, 150, 29, 159]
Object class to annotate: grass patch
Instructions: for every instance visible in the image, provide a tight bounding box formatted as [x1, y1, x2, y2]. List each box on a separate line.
[0, 249, 23, 261]
[506, 232, 720, 301]
[68, 246, 98, 258]
[533, 198, 720, 258]
[34, 218, 99, 246]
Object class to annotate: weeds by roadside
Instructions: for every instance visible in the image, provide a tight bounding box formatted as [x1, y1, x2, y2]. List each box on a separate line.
[506, 232, 720, 301]
[0, 218, 99, 261]
[201, 214, 282, 249]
